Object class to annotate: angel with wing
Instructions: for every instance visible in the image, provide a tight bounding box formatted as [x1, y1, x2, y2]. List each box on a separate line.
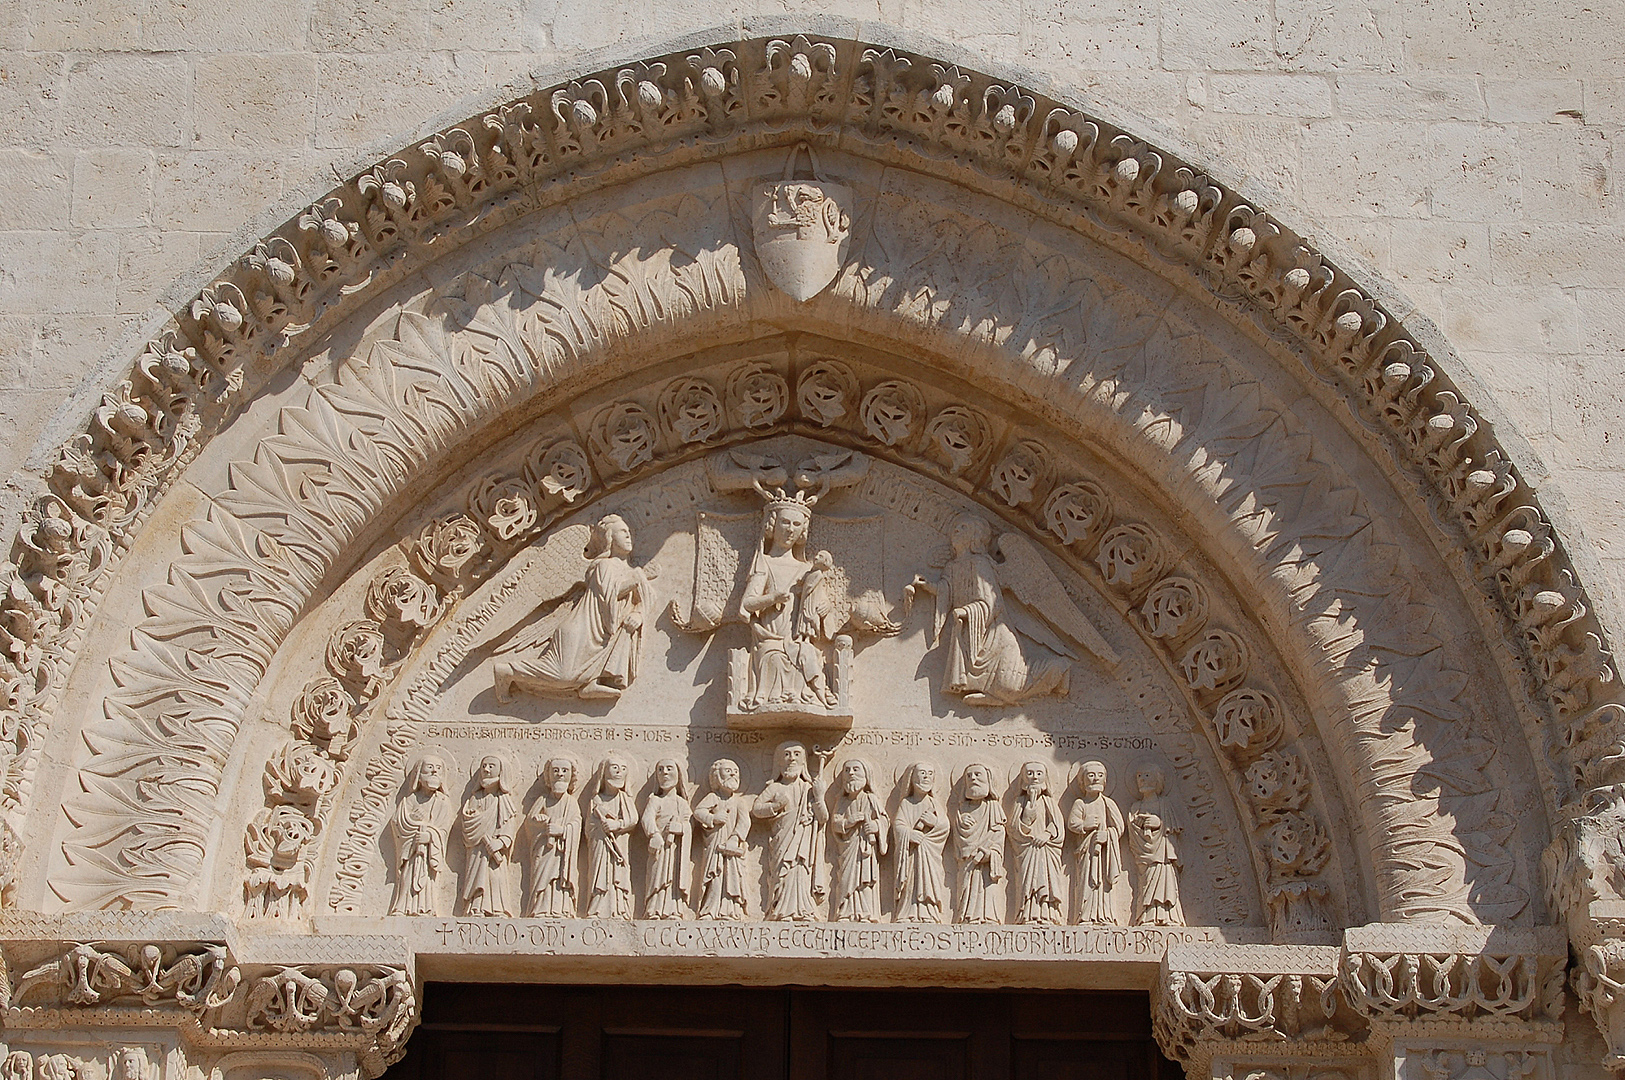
[491, 514, 654, 703]
[907, 513, 1118, 706]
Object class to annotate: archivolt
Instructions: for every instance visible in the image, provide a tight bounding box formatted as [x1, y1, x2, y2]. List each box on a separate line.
[7, 32, 1608, 930]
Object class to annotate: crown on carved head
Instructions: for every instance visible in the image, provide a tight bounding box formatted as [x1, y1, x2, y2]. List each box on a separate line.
[754, 482, 819, 514]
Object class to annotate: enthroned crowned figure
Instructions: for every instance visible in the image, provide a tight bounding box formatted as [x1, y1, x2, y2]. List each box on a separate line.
[738, 492, 840, 709]
[493, 515, 652, 702]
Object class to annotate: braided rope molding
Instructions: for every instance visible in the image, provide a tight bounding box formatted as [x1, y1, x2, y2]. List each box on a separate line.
[3, 33, 1611, 905]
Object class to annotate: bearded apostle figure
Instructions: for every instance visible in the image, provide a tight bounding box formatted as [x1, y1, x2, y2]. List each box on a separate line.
[952, 763, 1006, 924]
[752, 741, 830, 920]
[524, 756, 581, 918]
[1067, 759, 1124, 925]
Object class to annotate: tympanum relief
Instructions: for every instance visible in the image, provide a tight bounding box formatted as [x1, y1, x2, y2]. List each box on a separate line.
[254, 388, 1321, 931]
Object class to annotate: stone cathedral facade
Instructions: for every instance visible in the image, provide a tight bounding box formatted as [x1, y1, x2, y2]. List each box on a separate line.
[0, 11, 1621, 1080]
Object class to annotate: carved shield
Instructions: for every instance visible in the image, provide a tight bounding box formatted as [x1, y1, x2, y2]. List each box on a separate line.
[752, 180, 852, 302]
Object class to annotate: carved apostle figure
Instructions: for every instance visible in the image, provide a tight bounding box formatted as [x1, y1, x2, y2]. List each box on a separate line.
[458, 755, 518, 917]
[693, 758, 752, 919]
[893, 761, 950, 923]
[524, 756, 582, 918]
[388, 752, 455, 916]
[830, 758, 888, 922]
[1127, 761, 1185, 926]
[1009, 760, 1066, 925]
[1067, 759, 1125, 925]
[642, 758, 692, 919]
[907, 513, 1117, 705]
[953, 763, 1007, 924]
[493, 514, 653, 702]
[586, 753, 638, 919]
[740, 494, 840, 708]
[752, 741, 831, 920]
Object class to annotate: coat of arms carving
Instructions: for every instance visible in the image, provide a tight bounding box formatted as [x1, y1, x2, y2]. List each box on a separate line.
[752, 143, 852, 302]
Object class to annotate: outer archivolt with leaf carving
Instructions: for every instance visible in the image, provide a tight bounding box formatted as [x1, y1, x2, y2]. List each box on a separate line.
[0, 28, 1610, 1065]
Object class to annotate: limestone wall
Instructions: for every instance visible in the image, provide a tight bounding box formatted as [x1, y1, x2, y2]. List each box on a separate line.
[0, 0, 1619, 622]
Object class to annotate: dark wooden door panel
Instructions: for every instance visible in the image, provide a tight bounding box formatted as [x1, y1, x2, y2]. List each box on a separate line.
[600, 1033, 744, 1079]
[827, 1034, 970, 1080]
[395, 983, 1171, 1080]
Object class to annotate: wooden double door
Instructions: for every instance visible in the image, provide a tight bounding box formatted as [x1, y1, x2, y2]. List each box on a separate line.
[391, 984, 1175, 1080]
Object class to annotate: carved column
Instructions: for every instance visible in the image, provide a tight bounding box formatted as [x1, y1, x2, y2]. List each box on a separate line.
[0, 918, 417, 1080]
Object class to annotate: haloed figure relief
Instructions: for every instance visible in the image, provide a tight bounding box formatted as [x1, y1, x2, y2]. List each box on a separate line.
[642, 758, 692, 919]
[493, 514, 654, 702]
[389, 752, 454, 916]
[893, 761, 949, 923]
[1068, 759, 1124, 925]
[586, 753, 638, 919]
[1128, 761, 1185, 926]
[1010, 760, 1066, 925]
[459, 755, 518, 917]
[525, 756, 582, 918]
[830, 758, 888, 922]
[753, 741, 831, 921]
[693, 758, 752, 919]
[953, 762, 1007, 925]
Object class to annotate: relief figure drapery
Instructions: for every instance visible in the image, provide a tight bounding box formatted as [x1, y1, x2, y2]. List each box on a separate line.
[389, 752, 454, 916]
[693, 758, 752, 919]
[829, 758, 887, 922]
[642, 758, 692, 919]
[493, 514, 653, 702]
[893, 761, 950, 923]
[1009, 760, 1066, 925]
[458, 754, 518, 917]
[907, 513, 1118, 706]
[586, 752, 638, 919]
[752, 741, 830, 920]
[1128, 761, 1185, 926]
[953, 762, 1007, 925]
[1067, 759, 1124, 925]
[524, 756, 582, 918]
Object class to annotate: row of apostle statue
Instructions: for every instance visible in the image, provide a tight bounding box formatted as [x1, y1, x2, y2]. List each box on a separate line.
[387, 742, 1185, 926]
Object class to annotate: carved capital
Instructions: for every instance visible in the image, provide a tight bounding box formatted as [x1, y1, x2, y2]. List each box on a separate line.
[1337, 925, 1566, 1032]
[1153, 944, 1364, 1074]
